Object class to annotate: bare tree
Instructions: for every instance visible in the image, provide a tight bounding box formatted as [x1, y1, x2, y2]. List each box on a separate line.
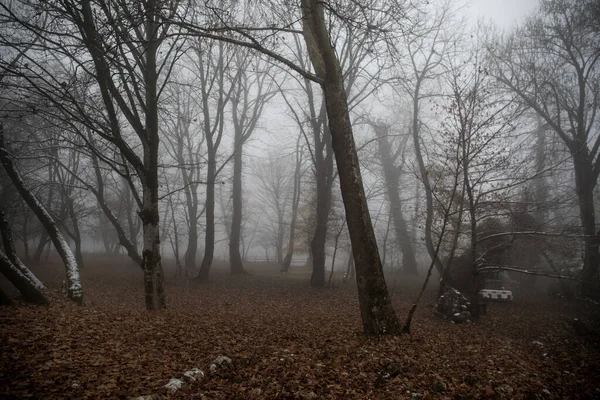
[386, 0, 461, 277]
[191, 39, 238, 280]
[0, 124, 82, 304]
[301, 0, 400, 333]
[253, 151, 294, 267]
[162, 81, 205, 274]
[0, 0, 188, 309]
[0, 207, 47, 304]
[487, 0, 600, 297]
[281, 133, 306, 273]
[370, 122, 418, 275]
[229, 51, 276, 274]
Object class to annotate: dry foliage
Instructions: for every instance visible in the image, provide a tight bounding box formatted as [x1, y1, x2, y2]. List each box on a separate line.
[0, 256, 599, 399]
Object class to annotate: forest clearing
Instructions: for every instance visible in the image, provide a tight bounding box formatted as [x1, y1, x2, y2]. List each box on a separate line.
[1, 256, 598, 399]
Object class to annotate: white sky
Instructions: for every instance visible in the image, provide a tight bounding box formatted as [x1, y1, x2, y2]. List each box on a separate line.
[467, 0, 540, 29]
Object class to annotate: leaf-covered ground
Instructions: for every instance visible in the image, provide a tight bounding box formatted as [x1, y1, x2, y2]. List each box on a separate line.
[1, 256, 599, 399]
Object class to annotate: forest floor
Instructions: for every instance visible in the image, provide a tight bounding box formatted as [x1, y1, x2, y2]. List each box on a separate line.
[1, 255, 599, 400]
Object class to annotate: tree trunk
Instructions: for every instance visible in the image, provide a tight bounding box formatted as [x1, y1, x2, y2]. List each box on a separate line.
[167, 193, 182, 277]
[123, 177, 140, 250]
[198, 153, 216, 280]
[230, 129, 245, 274]
[411, 84, 444, 276]
[186, 215, 199, 272]
[276, 210, 285, 266]
[67, 199, 85, 269]
[0, 125, 82, 304]
[139, 9, 167, 310]
[33, 232, 50, 262]
[33, 161, 54, 262]
[281, 137, 303, 273]
[344, 253, 355, 282]
[21, 207, 31, 262]
[573, 150, 600, 298]
[301, 0, 400, 334]
[0, 208, 47, 304]
[373, 124, 418, 275]
[310, 125, 333, 287]
[0, 249, 47, 305]
[90, 145, 142, 266]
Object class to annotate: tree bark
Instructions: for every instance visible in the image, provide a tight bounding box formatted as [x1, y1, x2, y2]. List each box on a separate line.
[139, 5, 166, 310]
[301, 0, 400, 334]
[67, 198, 85, 269]
[0, 208, 47, 304]
[0, 124, 82, 304]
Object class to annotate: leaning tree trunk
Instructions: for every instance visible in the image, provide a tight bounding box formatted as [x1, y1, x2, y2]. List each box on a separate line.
[0, 250, 47, 305]
[0, 208, 47, 304]
[301, 0, 400, 334]
[0, 126, 82, 304]
[230, 129, 245, 275]
[33, 161, 54, 262]
[373, 124, 418, 275]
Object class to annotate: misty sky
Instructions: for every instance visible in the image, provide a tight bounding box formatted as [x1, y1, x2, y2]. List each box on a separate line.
[469, 0, 540, 28]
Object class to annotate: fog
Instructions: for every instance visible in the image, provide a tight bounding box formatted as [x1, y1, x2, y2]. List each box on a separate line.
[1, 0, 599, 398]
[0, 0, 598, 326]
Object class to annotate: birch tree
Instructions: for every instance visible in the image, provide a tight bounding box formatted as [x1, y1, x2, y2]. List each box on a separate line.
[0, 0, 187, 309]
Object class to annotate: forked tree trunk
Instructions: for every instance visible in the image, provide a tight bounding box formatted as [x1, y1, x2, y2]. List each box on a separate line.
[0, 125, 82, 304]
[0, 208, 47, 304]
[301, 0, 400, 334]
[373, 124, 418, 275]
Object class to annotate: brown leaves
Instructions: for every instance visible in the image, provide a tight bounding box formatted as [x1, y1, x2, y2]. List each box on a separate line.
[1, 258, 599, 399]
